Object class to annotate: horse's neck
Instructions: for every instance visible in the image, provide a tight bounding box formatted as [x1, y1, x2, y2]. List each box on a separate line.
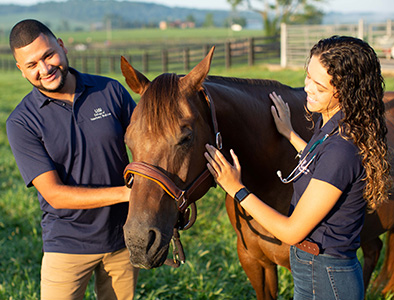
[205, 80, 290, 137]
[203, 80, 310, 210]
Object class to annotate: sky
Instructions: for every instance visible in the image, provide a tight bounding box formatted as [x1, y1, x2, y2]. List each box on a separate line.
[0, 0, 392, 14]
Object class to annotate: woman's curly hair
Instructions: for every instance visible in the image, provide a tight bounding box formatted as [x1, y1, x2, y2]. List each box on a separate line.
[309, 35, 391, 211]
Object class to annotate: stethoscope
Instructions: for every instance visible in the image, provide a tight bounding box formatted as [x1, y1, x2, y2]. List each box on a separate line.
[277, 133, 329, 184]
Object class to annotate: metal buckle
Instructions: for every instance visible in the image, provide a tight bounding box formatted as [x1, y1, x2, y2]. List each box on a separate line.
[216, 132, 223, 150]
[176, 190, 187, 211]
[124, 172, 134, 188]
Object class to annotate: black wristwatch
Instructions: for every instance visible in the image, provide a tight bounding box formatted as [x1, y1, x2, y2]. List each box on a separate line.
[234, 187, 250, 203]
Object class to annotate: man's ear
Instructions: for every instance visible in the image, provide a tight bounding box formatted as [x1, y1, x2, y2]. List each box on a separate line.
[57, 38, 68, 55]
[15, 62, 26, 79]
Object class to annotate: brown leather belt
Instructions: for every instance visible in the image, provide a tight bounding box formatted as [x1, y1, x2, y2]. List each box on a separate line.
[295, 240, 320, 256]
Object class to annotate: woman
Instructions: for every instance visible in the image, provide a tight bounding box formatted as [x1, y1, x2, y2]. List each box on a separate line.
[204, 36, 391, 299]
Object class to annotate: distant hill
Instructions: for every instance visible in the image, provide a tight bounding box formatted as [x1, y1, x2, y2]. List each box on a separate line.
[0, 0, 391, 35]
[323, 11, 394, 25]
[0, 0, 262, 33]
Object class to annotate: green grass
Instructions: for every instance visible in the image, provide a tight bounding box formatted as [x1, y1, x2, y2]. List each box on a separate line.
[62, 28, 265, 45]
[1, 66, 394, 299]
[0, 27, 265, 48]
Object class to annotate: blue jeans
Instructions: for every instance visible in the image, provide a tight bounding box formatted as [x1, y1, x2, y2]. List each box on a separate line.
[290, 245, 364, 300]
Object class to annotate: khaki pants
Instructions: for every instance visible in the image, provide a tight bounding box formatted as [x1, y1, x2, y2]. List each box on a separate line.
[41, 248, 139, 300]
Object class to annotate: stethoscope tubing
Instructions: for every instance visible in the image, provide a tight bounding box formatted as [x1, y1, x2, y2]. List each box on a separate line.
[277, 133, 329, 184]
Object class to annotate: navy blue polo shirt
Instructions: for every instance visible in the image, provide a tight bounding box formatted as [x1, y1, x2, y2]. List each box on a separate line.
[289, 111, 366, 258]
[6, 68, 136, 254]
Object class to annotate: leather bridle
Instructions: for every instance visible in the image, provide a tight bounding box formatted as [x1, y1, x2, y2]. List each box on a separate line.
[123, 86, 222, 267]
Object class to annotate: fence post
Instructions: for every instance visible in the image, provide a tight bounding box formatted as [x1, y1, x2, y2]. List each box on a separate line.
[82, 56, 88, 73]
[1, 58, 15, 71]
[202, 44, 209, 57]
[95, 56, 101, 74]
[358, 19, 364, 40]
[225, 41, 231, 69]
[109, 56, 116, 73]
[162, 49, 168, 73]
[183, 48, 190, 71]
[248, 37, 255, 66]
[280, 23, 287, 68]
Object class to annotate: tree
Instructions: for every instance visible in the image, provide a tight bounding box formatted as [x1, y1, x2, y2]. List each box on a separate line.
[186, 14, 196, 23]
[203, 13, 215, 28]
[228, 0, 325, 35]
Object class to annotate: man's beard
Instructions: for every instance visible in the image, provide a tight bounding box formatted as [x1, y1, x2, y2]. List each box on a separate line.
[30, 58, 70, 94]
[33, 66, 68, 93]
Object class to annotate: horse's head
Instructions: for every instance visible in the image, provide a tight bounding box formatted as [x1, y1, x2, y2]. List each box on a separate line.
[121, 48, 217, 268]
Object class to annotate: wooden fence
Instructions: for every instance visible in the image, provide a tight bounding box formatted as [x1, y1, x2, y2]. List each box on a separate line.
[281, 20, 394, 67]
[0, 36, 280, 74]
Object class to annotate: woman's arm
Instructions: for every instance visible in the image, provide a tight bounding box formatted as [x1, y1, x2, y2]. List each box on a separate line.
[32, 170, 130, 209]
[240, 178, 342, 244]
[204, 145, 342, 245]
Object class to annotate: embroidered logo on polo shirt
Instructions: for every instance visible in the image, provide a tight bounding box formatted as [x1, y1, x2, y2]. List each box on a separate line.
[90, 107, 112, 121]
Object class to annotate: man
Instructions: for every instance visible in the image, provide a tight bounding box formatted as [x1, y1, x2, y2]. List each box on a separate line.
[6, 19, 139, 299]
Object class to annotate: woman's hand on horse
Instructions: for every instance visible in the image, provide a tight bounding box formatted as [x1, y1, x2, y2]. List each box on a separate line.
[270, 92, 294, 140]
[270, 92, 307, 153]
[204, 144, 244, 198]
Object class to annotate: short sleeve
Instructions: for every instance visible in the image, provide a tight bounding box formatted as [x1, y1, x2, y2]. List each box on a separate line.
[312, 139, 363, 192]
[6, 118, 55, 187]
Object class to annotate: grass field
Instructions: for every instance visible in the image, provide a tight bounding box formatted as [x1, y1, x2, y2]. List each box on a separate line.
[0, 28, 265, 49]
[1, 64, 394, 299]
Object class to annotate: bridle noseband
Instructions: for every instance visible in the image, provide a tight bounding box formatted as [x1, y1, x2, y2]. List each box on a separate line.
[123, 86, 221, 267]
[124, 161, 212, 214]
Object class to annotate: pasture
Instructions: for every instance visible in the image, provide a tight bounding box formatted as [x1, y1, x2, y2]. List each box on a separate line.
[0, 28, 265, 49]
[1, 64, 394, 299]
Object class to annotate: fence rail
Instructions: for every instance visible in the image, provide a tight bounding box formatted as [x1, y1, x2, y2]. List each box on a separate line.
[281, 20, 394, 67]
[0, 36, 280, 74]
[2, 20, 394, 73]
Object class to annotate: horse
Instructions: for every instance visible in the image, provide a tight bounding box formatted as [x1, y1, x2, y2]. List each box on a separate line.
[120, 47, 394, 299]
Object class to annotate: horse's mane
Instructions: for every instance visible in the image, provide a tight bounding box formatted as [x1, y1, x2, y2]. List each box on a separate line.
[205, 75, 286, 89]
[139, 73, 289, 136]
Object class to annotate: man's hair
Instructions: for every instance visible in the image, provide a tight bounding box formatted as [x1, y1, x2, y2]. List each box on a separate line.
[9, 19, 56, 54]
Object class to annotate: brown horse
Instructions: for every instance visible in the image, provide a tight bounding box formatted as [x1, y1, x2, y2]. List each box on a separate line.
[121, 48, 394, 299]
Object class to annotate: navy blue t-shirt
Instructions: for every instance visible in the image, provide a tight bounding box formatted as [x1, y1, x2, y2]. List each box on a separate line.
[6, 68, 136, 254]
[289, 111, 366, 258]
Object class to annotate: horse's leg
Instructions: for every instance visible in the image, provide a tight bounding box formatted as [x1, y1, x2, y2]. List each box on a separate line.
[237, 241, 278, 300]
[226, 194, 279, 300]
[373, 229, 394, 295]
[361, 236, 383, 293]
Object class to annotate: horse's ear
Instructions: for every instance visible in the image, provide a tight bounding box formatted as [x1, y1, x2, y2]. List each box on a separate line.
[121, 56, 150, 95]
[179, 46, 215, 93]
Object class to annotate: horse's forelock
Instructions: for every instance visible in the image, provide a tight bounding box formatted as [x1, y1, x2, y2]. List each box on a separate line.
[141, 73, 184, 136]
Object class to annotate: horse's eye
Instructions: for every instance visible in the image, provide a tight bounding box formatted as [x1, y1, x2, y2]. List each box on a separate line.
[178, 133, 193, 146]
[178, 125, 193, 147]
